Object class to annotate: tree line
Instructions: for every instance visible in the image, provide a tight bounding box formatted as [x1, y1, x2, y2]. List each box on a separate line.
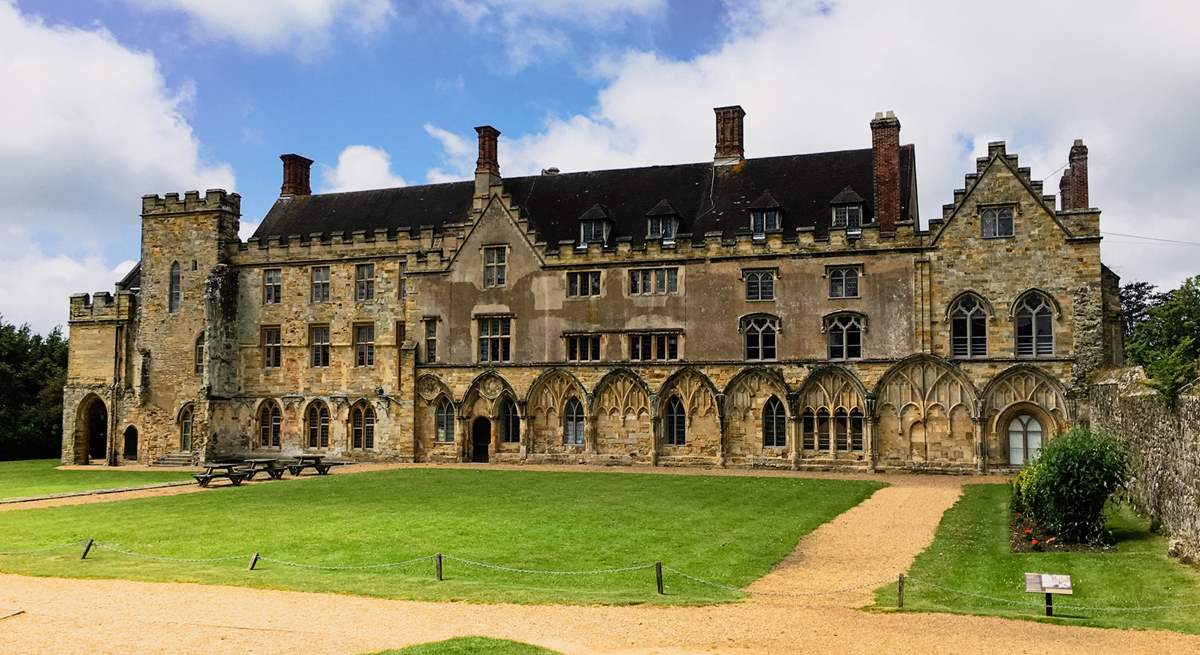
[0, 318, 68, 460]
[1121, 275, 1200, 398]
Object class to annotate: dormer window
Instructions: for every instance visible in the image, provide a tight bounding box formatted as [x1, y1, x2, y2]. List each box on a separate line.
[750, 209, 781, 236]
[580, 220, 606, 245]
[647, 216, 676, 242]
[832, 205, 863, 234]
[577, 203, 612, 248]
[830, 186, 866, 235]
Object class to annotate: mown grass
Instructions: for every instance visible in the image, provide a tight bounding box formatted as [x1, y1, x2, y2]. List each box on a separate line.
[0, 467, 881, 605]
[0, 459, 192, 500]
[875, 484, 1200, 633]
[368, 637, 559, 654]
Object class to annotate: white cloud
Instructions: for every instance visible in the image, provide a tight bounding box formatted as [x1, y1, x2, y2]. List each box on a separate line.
[427, 0, 1200, 290]
[126, 0, 395, 52]
[0, 1, 234, 333]
[441, 0, 667, 70]
[0, 226, 136, 334]
[423, 124, 474, 183]
[320, 145, 407, 192]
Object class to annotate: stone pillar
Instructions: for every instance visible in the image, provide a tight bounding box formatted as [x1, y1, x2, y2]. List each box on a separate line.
[787, 393, 801, 470]
[715, 392, 726, 467]
[866, 392, 879, 473]
[518, 400, 531, 461]
[973, 399, 987, 474]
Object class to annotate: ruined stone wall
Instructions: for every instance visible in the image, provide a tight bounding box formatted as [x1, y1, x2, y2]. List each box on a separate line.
[1087, 368, 1200, 560]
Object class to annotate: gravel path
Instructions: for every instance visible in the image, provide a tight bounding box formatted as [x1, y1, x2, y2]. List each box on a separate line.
[1, 469, 1196, 654]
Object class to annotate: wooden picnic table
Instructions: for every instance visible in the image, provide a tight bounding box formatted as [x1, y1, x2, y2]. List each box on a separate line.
[286, 454, 347, 476]
[194, 461, 249, 487]
[241, 458, 287, 481]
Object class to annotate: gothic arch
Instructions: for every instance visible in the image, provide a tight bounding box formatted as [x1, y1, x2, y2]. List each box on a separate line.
[1009, 288, 1063, 319]
[415, 374, 456, 406]
[944, 290, 995, 320]
[982, 364, 1071, 433]
[526, 368, 590, 453]
[723, 367, 790, 422]
[873, 355, 978, 466]
[462, 370, 518, 419]
[592, 368, 653, 458]
[525, 368, 590, 414]
[797, 365, 867, 411]
[655, 367, 720, 418]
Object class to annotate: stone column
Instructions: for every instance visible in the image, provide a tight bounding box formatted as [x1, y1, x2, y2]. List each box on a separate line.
[518, 400, 531, 461]
[786, 393, 801, 470]
[865, 392, 879, 473]
[973, 399, 987, 474]
[715, 392, 726, 467]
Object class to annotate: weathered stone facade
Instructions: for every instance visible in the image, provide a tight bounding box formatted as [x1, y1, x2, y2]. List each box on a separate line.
[62, 107, 1122, 473]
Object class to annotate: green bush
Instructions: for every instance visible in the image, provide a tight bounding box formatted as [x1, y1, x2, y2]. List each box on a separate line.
[1010, 465, 1035, 514]
[1021, 426, 1129, 543]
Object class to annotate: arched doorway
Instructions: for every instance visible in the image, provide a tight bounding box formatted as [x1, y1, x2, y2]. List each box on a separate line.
[84, 399, 108, 464]
[471, 417, 491, 463]
[123, 426, 139, 460]
[1007, 413, 1044, 466]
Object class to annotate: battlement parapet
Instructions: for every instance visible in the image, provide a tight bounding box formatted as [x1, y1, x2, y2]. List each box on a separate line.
[142, 189, 241, 216]
[69, 290, 135, 323]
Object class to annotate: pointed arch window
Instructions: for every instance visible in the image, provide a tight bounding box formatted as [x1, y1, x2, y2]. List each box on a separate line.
[825, 314, 863, 360]
[179, 404, 193, 450]
[664, 395, 686, 446]
[434, 398, 455, 443]
[306, 402, 330, 448]
[351, 402, 375, 450]
[563, 397, 585, 445]
[742, 315, 779, 361]
[258, 401, 281, 448]
[168, 261, 181, 313]
[1008, 413, 1043, 465]
[801, 408, 816, 450]
[950, 294, 988, 358]
[499, 396, 520, 444]
[1015, 292, 1054, 357]
[194, 332, 205, 375]
[816, 408, 831, 450]
[763, 396, 787, 447]
[850, 408, 864, 451]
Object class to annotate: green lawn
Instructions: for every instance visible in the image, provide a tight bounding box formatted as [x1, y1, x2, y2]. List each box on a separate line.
[369, 637, 558, 654]
[0, 467, 881, 605]
[0, 459, 193, 501]
[875, 484, 1200, 633]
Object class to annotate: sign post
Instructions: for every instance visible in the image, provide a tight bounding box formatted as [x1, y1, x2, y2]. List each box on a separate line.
[1024, 573, 1072, 617]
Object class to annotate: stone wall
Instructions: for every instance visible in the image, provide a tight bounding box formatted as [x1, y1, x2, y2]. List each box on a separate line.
[1087, 368, 1200, 561]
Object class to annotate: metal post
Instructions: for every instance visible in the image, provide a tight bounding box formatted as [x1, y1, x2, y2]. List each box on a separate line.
[1045, 592, 1053, 617]
[435, 553, 443, 581]
[80, 538, 94, 560]
[248, 552, 260, 571]
[897, 573, 905, 608]
[655, 561, 664, 595]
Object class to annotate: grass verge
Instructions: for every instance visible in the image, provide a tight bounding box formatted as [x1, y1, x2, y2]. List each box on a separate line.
[0, 467, 881, 605]
[875, 483, 1200, 633]
[0, 459, 192, 501]
[368, 637, 559, 654]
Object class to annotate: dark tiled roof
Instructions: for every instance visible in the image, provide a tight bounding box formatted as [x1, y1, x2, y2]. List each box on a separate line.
[251, 146, 916, 245]
[830, 185, 865, 204]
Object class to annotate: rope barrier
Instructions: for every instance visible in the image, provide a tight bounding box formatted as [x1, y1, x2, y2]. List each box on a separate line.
[6, 540, 1200, 614]
[442, 555, 656, 576]
[257, 555, 435, 571]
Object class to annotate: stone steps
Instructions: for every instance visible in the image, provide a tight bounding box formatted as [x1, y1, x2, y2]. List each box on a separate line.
[150, 452, 194, 467]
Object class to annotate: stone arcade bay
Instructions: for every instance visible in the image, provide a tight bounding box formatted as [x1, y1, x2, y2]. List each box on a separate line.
[61, 104, 1123, 473]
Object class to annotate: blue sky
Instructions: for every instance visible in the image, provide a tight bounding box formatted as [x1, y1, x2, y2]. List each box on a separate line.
[2, 0, 1198, 332]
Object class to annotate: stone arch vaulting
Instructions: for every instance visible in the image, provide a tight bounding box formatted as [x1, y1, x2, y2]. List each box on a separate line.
[873, 355, 979, 469]
[796, 365, 869, 463]
[655, 367, 721, 462]
[722, 367, 791, 464]
[591, 368, 653, 460]
[981, 364, 1071, 467]
[525, 368, 590, 456]
[461, 370, 520, 459]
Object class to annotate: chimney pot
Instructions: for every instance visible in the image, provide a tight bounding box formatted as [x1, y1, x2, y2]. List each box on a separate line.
[713, 105, 746, 164]
[870, 111, 902, 235]
[280, 154, 313, 197]
[475, 125, 501, 176]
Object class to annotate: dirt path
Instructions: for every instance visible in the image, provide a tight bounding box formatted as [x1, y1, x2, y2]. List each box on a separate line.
[1, 471, 1196, 654]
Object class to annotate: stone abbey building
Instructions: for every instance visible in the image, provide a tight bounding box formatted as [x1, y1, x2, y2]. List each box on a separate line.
[62, 105, 1124, 472]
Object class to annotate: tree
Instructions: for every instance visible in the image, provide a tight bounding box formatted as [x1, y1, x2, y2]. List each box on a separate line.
[0, 317, 69, 460]
[1120, 280, 1170, 339]
[1126, 276, 1200, 398]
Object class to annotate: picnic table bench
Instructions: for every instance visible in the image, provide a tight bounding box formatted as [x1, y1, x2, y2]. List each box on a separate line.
[241, 458, 288, 481]
[193, 462, 250, 487]
[285, 454, 349, 476]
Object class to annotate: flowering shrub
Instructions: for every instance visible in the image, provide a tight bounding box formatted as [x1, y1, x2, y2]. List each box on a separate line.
[1020, 426, 1129, 544]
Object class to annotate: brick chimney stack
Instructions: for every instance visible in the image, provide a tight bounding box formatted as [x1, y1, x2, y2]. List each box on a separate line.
[474, 125, 501, 197]
[1059, 139, 1089, 210]
[713, 105, 746, 165]
[870, 110, 901, 235]
[280, 154, 313, 197]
